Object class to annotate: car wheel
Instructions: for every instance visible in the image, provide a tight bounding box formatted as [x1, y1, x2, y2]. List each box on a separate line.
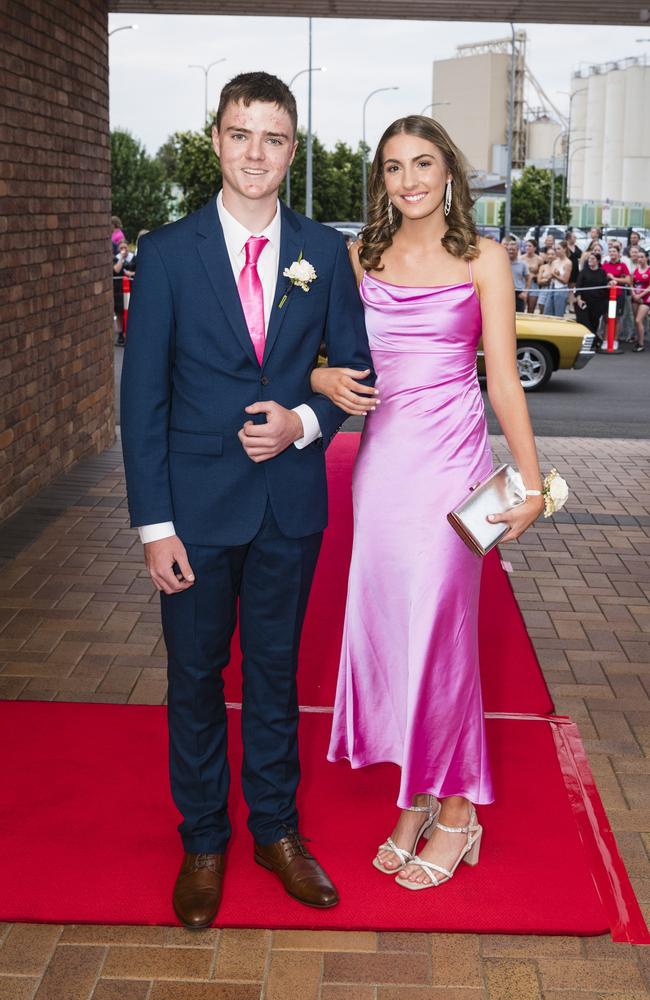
[516, 342, 553, 391]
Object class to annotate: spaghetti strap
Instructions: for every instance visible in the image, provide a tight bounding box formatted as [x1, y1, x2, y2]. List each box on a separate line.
[468, 259, 473, 283]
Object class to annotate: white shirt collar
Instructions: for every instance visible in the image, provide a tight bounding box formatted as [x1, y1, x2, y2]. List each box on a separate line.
[217, 189, 281, 257]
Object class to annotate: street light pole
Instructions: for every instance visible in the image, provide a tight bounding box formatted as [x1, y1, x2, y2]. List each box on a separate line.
[420, 101, 450, 115]
[549, 130, 567, 225]
[108, 24, 138, 36]
[569, 142, 592, 166]
[286, 63, 325, 210]
[188, 58, 226, 124]
[362, 86, 399, 222]
[306, 18, 314, 218]
[559, 87, 588, 205]
[504, 22, 516, 237]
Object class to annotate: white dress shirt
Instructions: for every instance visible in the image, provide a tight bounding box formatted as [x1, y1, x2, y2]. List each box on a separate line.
[138, 192, 321, 544]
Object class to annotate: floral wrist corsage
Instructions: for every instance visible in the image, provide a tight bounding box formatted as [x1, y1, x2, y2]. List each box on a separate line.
[541, 468, 569, 518]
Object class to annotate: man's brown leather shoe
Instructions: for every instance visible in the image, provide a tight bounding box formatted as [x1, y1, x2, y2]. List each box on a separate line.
[172, 852, 225, 929]
[254, 830, 339, 908]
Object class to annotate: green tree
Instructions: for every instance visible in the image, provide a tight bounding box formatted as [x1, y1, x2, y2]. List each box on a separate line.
[280, 131, 366, 221]
[164, 122, 222, 215]
[111, 129, 171, 238]
[499, 165, 571, 228]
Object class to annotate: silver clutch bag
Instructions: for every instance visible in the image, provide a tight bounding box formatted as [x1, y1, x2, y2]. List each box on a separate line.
[447, 464, 526, 557]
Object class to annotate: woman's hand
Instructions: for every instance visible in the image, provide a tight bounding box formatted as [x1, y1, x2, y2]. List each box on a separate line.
[310, 367, 379, 416]
[486, 495, 545, 543]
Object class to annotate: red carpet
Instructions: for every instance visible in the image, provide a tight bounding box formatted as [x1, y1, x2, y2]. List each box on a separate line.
[224, 433, 554, 715]
[1, 700, 647, 941]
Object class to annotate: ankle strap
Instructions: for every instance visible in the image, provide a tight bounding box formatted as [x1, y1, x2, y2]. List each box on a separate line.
[437, 806, 478, 835]
[407, 795, 438, 814]
[437, 821, 479, 834]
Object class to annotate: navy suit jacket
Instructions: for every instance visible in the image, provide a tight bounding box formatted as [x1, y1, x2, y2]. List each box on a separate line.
[120, 197, 374, 546]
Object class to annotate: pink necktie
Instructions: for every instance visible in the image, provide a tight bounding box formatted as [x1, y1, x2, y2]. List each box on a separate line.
[237, 235, 269, 365]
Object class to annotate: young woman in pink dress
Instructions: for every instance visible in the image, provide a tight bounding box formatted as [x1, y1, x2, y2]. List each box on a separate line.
[311, 116, 544, 890]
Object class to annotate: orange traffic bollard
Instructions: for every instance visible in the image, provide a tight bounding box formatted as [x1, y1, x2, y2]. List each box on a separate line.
[121, 274, 131, 338]
[602, 284, 622, 355]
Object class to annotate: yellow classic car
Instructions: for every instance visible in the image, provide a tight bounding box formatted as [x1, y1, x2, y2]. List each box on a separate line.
[477, 314, 596, 391]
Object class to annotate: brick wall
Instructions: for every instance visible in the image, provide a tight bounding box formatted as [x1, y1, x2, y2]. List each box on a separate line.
[0, 0, 114, 523]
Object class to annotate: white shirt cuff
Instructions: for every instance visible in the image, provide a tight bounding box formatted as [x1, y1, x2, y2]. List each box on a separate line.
[292, 404, 322, 449]
[138, 521, 176, 544]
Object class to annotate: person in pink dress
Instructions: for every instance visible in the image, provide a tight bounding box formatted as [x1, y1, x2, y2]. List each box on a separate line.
[311, 116, 544, 890]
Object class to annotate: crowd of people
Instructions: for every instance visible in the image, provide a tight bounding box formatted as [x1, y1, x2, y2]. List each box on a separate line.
[505, 226, 648, 352]
[111, 216, 148, 345]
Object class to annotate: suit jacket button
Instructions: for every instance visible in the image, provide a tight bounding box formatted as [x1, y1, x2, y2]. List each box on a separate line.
[260, 376, 270, 385]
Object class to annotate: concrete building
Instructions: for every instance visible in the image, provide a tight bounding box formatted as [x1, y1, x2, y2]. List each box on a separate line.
[526, 114, 564, 170]
[569, 57, 650, 224]
[432, 50, 512, 174]
[431, 35, 562, 178]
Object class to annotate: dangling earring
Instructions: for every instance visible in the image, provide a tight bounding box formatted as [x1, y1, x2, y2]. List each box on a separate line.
[387, 197, 394, 227]
[444, 179, 452, 217]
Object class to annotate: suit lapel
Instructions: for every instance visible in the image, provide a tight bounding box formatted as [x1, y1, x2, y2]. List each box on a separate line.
[263, 203, 304, 368]
[195, 199, 260, 367]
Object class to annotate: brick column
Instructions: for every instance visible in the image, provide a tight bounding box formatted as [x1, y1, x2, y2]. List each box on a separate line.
[0, 0, 114, 522]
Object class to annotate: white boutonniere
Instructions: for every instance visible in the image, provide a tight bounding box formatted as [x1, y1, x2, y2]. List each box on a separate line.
[279, 251, 317, 308]
[542, 468, 569, 518]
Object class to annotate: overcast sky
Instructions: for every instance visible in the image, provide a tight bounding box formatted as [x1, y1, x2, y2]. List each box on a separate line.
[108, 14, 647, 156]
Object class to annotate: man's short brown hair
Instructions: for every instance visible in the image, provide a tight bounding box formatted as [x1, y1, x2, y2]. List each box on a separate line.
[216, 72, 297, 137]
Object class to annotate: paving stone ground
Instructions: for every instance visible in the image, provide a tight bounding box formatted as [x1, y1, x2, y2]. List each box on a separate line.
[0, 432, 649, 999]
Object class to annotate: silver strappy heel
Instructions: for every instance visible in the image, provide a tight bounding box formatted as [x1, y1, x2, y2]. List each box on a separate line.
[395, 804, 482, 890]
[372, 795, 441, 875]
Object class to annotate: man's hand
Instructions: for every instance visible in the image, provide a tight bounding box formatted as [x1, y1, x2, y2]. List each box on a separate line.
[238, 401, 303, 463]
[144, 535, 195, 595]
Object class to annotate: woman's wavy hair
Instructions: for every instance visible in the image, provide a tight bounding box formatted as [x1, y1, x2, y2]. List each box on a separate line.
[359, 116, 479, 273]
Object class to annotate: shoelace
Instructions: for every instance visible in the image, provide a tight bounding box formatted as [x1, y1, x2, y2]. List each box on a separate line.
[191, 853, 219, 872]
[279, 828, 314, 862]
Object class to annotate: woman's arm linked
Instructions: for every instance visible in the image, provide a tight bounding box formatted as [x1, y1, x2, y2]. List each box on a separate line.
[310, 242, 379, 415]
[474, 238, 544, 541]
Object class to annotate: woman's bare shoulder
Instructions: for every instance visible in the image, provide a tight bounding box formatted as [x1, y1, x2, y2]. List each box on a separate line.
[472, 236, 509, 276]
[474, 235, 507, 259]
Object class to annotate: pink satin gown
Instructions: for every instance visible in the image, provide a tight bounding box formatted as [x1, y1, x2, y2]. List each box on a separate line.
[327, 262, 496, 808]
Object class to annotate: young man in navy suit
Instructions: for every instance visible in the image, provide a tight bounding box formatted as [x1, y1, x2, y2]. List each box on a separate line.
[121, 72, 374, 927]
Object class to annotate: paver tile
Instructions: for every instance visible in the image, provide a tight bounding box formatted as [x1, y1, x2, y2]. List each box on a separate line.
[102, 945, 213, 980]
[273, 930, 376, 952]
[34, 944, 106, 1000]
[321, 987, 376, 1000]
[536, 957, 646, 992]
[60, 925, 168, 946]
[483, 958, 541, 999]
[264, 950, 321, 1000]
[378, 932, 430, 952]
[429, 933, 482, 987]
[0, 979, 39, 1000]
[379, 990, 485, 1000]
[0, 924, 62, 975]
[150, 985, 260, 1000]
[213, 929, 269, 980]
[323, 951, 430, 984]
[92, 981, 151, 1000]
